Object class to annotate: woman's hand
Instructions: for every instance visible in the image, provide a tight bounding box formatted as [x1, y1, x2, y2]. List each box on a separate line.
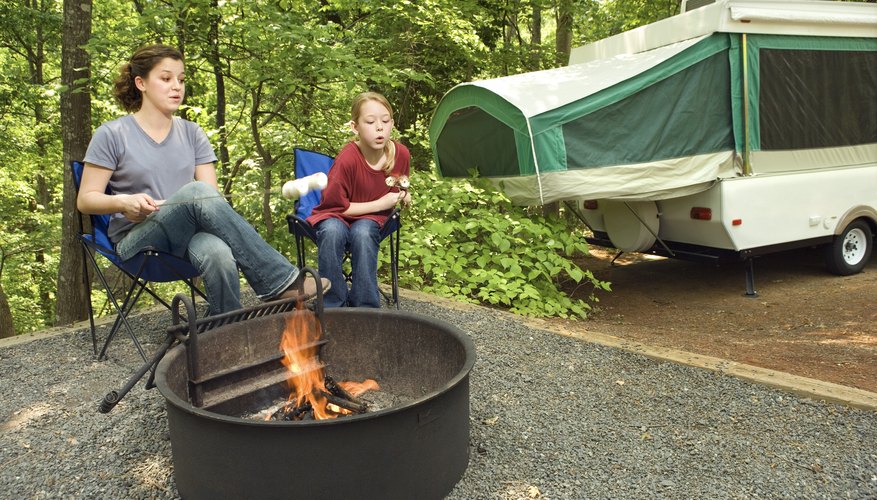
[119, 193, 160, 222]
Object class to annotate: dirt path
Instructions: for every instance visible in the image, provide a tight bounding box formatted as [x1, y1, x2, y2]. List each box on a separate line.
[556, 247, 877, 394]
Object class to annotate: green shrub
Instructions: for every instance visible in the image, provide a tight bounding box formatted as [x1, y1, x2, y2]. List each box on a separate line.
[392, 171, 609, 319]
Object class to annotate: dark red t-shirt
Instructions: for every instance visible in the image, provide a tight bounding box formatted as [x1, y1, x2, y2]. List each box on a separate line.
[306, 141, 411, 228]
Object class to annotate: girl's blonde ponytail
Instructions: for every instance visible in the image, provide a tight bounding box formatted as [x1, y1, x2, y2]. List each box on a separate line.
[383, 140, 396, 175]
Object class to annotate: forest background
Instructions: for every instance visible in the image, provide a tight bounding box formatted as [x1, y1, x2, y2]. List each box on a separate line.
[0, 0, 833, 337]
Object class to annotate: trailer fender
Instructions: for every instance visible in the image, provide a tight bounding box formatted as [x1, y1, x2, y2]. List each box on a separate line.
[833, 206, 877, 236]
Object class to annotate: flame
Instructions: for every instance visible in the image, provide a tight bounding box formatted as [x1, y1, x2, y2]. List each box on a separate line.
[278, 303, 378, 420]
[338, 379, 380, 397]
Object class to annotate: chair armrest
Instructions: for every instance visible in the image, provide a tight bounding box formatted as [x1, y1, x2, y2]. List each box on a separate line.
[286, 213, 319, 243]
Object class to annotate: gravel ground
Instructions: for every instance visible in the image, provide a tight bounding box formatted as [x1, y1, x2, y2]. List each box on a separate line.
[1, 292, 875, 499]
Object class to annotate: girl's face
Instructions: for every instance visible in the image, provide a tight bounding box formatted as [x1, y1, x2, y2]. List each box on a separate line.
[352, 99, 394, 152]
[135, 57, 185, 115]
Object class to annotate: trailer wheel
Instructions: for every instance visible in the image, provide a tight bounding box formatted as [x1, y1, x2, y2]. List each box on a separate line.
[824, 220, 873, 276]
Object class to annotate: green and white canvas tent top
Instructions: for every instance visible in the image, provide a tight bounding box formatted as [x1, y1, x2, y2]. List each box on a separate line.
[428, 0, 877, 206]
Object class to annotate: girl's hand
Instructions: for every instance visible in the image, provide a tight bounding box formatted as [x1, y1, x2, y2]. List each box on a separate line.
[378, 191, 403, 211]
[120, 193, 160, 222]
[399, 190, 412, 208]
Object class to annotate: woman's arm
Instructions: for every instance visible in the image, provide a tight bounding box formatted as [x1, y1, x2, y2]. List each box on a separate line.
[194, 162, 218, 189]
[76, 163, 158, 222]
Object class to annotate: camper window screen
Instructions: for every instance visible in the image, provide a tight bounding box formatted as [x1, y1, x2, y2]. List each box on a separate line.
[759, 48, 877, 150]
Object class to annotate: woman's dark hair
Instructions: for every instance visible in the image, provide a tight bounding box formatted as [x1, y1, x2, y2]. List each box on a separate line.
[113, 44, 184, 112]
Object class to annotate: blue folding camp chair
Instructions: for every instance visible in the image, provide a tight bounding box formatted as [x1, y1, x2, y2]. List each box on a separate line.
[285, 148, 401, 308]
[71, 160, 206, 362]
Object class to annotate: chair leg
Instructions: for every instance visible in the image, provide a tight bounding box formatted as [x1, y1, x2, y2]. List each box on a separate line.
[391, 231, 400, 309]
[80, 243, 99, 355]
[83, 247, 141, 361]
[295, 234, 307, 269]
[378, 232, 401, 309]
[390, 234, 400, 309]
[97, 277, 149, 362]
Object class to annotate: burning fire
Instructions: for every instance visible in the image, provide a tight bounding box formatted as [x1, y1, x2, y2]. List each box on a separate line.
[277, 303, 378, 420]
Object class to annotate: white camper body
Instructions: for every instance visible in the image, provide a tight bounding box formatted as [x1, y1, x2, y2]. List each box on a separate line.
[572, 1, 877, 286]
[579, 164, 877, 266]
[429, 0, 877, 292]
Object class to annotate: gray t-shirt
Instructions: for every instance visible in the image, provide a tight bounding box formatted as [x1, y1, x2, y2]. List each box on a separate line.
[83, 114, 218, 242]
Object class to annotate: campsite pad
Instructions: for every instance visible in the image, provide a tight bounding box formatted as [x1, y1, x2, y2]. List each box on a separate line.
[1, 291, 876, 498]
[557, 246, 877, 395]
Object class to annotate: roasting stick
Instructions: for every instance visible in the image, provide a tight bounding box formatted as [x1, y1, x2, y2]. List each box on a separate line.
[144, 172, 329, 208]
[152, 172, 408, 208]
[150, 190, 277, 207]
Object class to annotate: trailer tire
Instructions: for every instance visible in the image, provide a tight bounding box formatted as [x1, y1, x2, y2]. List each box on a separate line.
[824, 219, 873, 276]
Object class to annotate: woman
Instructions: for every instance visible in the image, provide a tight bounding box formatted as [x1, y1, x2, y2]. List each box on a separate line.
[307, 92, 411, 308]
[77, 44, 326, 315]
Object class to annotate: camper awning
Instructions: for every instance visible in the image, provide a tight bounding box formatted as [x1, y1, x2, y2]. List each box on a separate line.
[429, 34, 739, 205]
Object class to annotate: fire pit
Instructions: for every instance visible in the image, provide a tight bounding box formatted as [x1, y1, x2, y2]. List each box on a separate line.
[154, 292, 475, 500]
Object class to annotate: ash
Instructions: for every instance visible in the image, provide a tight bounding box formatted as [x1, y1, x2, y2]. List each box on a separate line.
[354, 388, 407, 412]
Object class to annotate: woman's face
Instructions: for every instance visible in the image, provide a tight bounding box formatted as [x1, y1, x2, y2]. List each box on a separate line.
[136, 57, 185, 115]
[353, 99, 394, 152]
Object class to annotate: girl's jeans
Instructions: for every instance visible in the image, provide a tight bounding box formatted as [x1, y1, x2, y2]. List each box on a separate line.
[315, 217, 381, 308]
[116, 181, 297, 315]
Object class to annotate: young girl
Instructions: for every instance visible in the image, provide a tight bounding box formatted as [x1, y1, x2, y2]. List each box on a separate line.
[77, 44, 326, 315]
[306, 92, 412, 308]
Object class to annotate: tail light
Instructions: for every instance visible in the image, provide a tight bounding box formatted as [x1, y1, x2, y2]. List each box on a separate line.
[690, 207, 712, 221]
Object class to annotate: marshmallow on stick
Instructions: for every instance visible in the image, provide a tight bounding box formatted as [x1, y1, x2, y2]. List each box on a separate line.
[281, 172, 328, 199]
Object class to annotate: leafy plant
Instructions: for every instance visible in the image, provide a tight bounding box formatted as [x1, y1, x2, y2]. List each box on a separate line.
[391, 171, 609, 319]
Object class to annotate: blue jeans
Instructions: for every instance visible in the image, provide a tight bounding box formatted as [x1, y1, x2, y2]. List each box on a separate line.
[116, 181, 298, 315]
[315, 217, 380, 308]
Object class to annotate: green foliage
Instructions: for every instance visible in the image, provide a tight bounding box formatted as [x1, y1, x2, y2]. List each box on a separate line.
[578, 0, 680, 43]
[394, 172, 610, 319]
[2, 0, 679, 333]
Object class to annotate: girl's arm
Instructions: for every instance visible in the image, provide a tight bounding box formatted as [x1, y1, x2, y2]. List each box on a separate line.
[77, 163, 158, 222]
[344, 192, 404, 216]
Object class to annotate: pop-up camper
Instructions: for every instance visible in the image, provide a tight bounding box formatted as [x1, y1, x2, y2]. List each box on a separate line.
[429, 0, 877, 294]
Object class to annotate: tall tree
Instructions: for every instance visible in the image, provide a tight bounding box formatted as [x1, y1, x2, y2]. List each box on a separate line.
[56, 0, 92, 326]
[0, 251, 19, 338]
[207, 0, 230, 175]
[556, 0, 573, 65]
[0, 0, 63, 334]
[530, 0, 542, 70]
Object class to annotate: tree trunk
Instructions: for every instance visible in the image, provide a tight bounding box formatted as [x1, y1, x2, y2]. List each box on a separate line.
[209, 0, 230, 176]
[0, 280, 14, 339]
[250, 86, 275, 236]
[555, 0, 573, 67]
[56, 0, 92, 326]
[530, 3, 542, 70]
[30, 7, 54, 325]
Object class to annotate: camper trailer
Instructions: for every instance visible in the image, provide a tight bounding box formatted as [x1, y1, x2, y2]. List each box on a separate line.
[428, 0, 877, 293]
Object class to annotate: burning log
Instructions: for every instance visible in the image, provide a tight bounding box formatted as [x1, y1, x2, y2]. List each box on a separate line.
[266, 387, 366, 421]
[270, 401, 314, 421]
[321, 390, 366, 414]
[324, 375, 364, 407]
